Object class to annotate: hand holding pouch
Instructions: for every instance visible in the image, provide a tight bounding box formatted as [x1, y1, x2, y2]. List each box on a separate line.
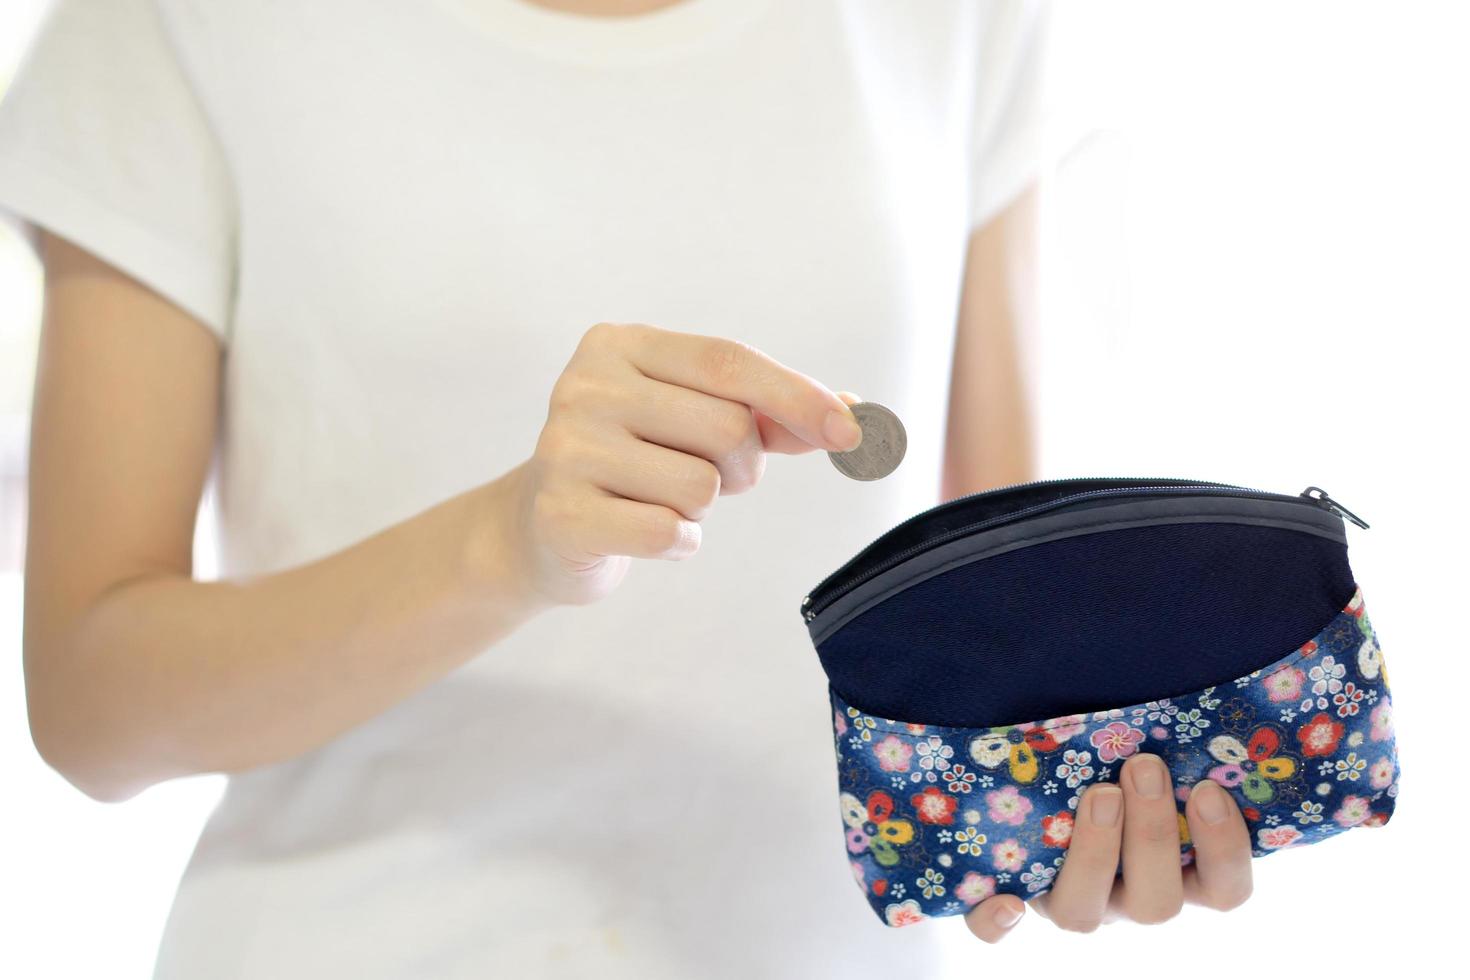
[800, 478, 1399, 928]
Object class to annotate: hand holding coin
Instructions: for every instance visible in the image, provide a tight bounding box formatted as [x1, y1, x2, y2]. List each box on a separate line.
[828, 401, 907, 481]
[504, 322, 866, 607]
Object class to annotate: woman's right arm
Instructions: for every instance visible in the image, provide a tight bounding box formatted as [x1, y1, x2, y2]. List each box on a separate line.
[25, 231, 546, 802]
[24, 231, 861, 803]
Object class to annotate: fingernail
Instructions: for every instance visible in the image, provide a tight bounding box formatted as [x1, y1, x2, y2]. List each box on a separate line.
[1089, 784, 1122, 826]
[1195, 780, 1231, 825]
[823, 409, 863, 451]
[1131, 755, 1166, 799]
[993, 903, 1023, 928]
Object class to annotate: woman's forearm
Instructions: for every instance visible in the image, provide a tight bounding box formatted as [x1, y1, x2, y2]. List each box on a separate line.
[942, 184, 1040, 500]
[28, 466, 542, 802]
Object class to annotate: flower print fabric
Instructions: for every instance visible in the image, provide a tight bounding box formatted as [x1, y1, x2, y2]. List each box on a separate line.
[829, 586, 1399, 927]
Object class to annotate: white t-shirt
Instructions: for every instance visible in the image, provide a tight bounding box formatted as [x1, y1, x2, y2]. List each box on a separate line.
[0, 1, 1048, 976]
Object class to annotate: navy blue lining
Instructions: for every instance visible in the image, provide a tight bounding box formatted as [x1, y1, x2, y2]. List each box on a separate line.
[815, 522, 1356, 729]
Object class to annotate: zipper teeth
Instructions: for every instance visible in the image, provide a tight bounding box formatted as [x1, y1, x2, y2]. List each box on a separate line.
[804, 482, 1319, 620]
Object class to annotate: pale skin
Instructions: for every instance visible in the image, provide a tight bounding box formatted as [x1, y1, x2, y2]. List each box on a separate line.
[22, 0, 1254, 947]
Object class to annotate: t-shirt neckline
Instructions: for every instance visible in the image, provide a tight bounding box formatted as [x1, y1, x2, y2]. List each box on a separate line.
[431, 0, 775, 68]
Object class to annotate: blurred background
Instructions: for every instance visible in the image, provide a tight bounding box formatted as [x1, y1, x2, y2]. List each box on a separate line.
[2, 2, 1465, 976]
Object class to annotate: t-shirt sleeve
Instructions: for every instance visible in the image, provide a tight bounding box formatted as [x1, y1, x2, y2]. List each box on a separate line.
[966, 0, 1052, 233]
[0, 0, 236, 343]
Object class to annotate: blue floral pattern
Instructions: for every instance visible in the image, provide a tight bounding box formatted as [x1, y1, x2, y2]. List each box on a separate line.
[829, 586, 1399, 927]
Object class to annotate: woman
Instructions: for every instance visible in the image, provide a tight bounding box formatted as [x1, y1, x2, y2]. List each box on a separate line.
[1, 1, 1255, 976]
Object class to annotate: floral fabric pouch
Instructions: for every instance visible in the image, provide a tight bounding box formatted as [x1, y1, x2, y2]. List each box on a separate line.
[800, 478, 1399, 927]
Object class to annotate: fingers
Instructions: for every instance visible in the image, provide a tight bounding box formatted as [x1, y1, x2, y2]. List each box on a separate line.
[596, 322, 863, 451]
[1032, 782, 1123, 933]
[529, 420, 707, 559]
[1116, 753, 1185, 925]
[527, 323, 858, 598]
[615, 379, 767, 494]
[1033, 760, 1256, 936]
[579, 434, 723, 522]
[1181, 779, 1254, 911]
[535, 491, 701, 564]
[963, 895, 1026, 943]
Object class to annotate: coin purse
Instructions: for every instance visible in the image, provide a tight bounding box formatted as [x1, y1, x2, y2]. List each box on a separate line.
[801, 478, 1399, 928]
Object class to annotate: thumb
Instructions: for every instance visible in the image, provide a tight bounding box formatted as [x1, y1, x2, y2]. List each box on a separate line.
[758, 391, 863, 455]
[964, 896, 1026, 943]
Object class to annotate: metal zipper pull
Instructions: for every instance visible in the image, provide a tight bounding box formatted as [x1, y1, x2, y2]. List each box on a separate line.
[1300, 486, 1370, 529]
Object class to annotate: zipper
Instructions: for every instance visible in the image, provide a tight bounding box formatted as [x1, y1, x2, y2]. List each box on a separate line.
[1300, 486, 1370, 530]
[802, 479, 1367, 622]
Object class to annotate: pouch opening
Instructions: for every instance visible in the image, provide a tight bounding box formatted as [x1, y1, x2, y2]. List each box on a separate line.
[816, 521, 1356, 729]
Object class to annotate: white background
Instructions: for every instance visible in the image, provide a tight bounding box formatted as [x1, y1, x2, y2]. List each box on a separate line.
[2, 2, 1465, 976]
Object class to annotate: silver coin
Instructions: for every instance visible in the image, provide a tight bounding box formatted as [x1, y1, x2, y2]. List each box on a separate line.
[828, 402, 907, 481]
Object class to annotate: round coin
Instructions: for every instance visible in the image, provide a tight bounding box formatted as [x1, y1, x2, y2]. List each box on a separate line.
[828, 401, 907, 481]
